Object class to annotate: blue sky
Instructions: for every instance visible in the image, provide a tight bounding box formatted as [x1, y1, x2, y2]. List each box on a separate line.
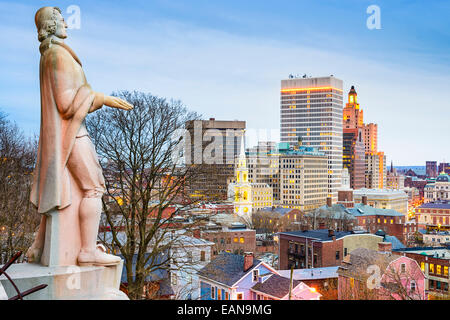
[0, 0, 449, 165]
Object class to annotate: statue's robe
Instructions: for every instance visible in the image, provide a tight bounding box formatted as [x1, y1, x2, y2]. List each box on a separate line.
[30, 37, 104, 214]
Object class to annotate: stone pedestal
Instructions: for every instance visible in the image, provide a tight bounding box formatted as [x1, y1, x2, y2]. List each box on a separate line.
[0, 261, 128, 300]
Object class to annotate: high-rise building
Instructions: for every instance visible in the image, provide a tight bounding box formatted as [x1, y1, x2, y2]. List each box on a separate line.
[185, 118, 245, 200]
[278, 143, 328, 211]
[246, 141, 280, 201]
[343, 127, 366, 189]
[280, 76, 343, 201]
[426, 161, 437, 178]
[343, 85, 364, 129]
[363, 123, 378, 154]
[365, 152, 387, 189]
[438, 162, 450, 175]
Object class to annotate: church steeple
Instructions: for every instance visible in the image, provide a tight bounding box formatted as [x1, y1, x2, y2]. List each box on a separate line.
[233, 133, 252, 226]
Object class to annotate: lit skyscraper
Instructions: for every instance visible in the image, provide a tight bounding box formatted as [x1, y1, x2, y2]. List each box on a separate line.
[280, 75, 343, 201]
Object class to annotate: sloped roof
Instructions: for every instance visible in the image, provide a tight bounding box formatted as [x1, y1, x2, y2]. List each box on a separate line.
[251, 274, 300, 299]
[277, 267, 339, 280]
[384, 235, 406, 250]
[198, 252, 261, 287]
[280, 229, 354, 241]
[309, 203, 403, 218]
[337, 248, 397, 278]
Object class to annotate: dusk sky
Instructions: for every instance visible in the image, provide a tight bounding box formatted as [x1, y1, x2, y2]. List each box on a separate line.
[0, 0, 449, 165]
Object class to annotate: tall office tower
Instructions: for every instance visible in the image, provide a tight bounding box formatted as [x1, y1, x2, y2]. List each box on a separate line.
[426, 161, 437, 178]
[280, 76, 343, 202]
[365, 152, 387, 189]
[343, 128, 366, 189]
[363, 123, 378, 153]
[342, 86, 365, 190]
[343, 86, 364, 129]
[185, 118, 245, 200]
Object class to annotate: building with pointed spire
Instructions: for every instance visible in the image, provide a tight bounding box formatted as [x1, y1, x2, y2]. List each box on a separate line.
[343, 86, 366, 190]
[343, 86, 364, 129]
[232, 136, 253, 224]
[341, 85, 387, 189]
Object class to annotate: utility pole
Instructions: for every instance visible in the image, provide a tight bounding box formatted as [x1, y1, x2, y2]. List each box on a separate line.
[288, 265, 294, 300]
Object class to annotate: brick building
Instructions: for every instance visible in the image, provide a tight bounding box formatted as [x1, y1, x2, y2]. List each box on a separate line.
[277, 229, 383, 269]
[393, 247, 450, 298]
[197, 222, 256, 257]
[416, 201, 450, 231]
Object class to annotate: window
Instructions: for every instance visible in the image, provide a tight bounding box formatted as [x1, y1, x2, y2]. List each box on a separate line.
[437, 265, 442, 275]
[420, 262, 425, 272]
[225, 292, 229, 300]
[200, 251, 206, 262]
[336, 251, 340, 260]
[410, 281, 416, 292]
[253, 269, 259, 282]
[344, 248, 348, 257]
[211, 287, 215, 299]
[240, 237, 245, 244]
[234, 237, 238, 243]
[401, 263, 406, 274]
[430, 264, 434, 273]
[236, 293, 243, 300]
[444, 266, 449, 276]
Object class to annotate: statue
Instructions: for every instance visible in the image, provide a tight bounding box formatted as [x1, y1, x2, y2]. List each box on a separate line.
[26, 7, 133, 267]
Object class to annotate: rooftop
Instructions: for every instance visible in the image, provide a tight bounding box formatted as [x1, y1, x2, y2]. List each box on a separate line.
[418, 202, 450, 209]
[310, 203, 403, 218]
[353, 188, 408, 198]
[251, 274, 301, 299]
[277, 267, 339, 281]
[279, 229, 361, 241]
[198, 252, 262, 287]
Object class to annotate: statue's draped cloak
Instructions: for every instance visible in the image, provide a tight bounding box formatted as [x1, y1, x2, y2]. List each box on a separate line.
[30, 38, 102, 214]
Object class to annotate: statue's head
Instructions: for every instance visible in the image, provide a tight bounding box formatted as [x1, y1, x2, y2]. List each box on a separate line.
[35, 7, 67, 42]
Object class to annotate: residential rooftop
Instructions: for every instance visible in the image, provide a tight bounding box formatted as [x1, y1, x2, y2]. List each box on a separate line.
[277, 267, 339, 281]
[251, 273, 301, 299]
[278, 229, 372, 242]
[198, 252, 262, 287]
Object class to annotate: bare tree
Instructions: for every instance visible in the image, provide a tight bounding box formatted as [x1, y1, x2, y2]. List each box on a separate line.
[0, 112, 40, 263]
[87, 91, 215, 299]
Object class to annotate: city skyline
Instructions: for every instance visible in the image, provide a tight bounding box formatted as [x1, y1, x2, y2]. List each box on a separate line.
[0, 0, 449, 165]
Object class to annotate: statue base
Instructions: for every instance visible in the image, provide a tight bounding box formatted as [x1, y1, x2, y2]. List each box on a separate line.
[0, 261, 128, 300]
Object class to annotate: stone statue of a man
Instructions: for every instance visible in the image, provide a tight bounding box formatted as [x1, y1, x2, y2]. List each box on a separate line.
[27, 7, 133, 266]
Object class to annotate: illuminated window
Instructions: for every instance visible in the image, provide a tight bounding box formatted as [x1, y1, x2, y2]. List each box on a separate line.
[437, 265, 442, 275]
[430, 264, 434, 273]
[234, 237, 238, 243]
[240, 237, 245, 244]
[444, 266, 448, 276]
[420, 262, 425, 272]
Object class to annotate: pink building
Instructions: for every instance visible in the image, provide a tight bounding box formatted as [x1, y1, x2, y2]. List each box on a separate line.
[337, 243, 426, 300]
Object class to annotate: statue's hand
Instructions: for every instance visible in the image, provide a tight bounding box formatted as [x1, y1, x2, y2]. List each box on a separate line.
[104, 96, 134, 111]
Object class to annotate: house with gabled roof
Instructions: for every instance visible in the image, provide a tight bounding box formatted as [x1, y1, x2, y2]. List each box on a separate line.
[198, 252, 320, 300]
